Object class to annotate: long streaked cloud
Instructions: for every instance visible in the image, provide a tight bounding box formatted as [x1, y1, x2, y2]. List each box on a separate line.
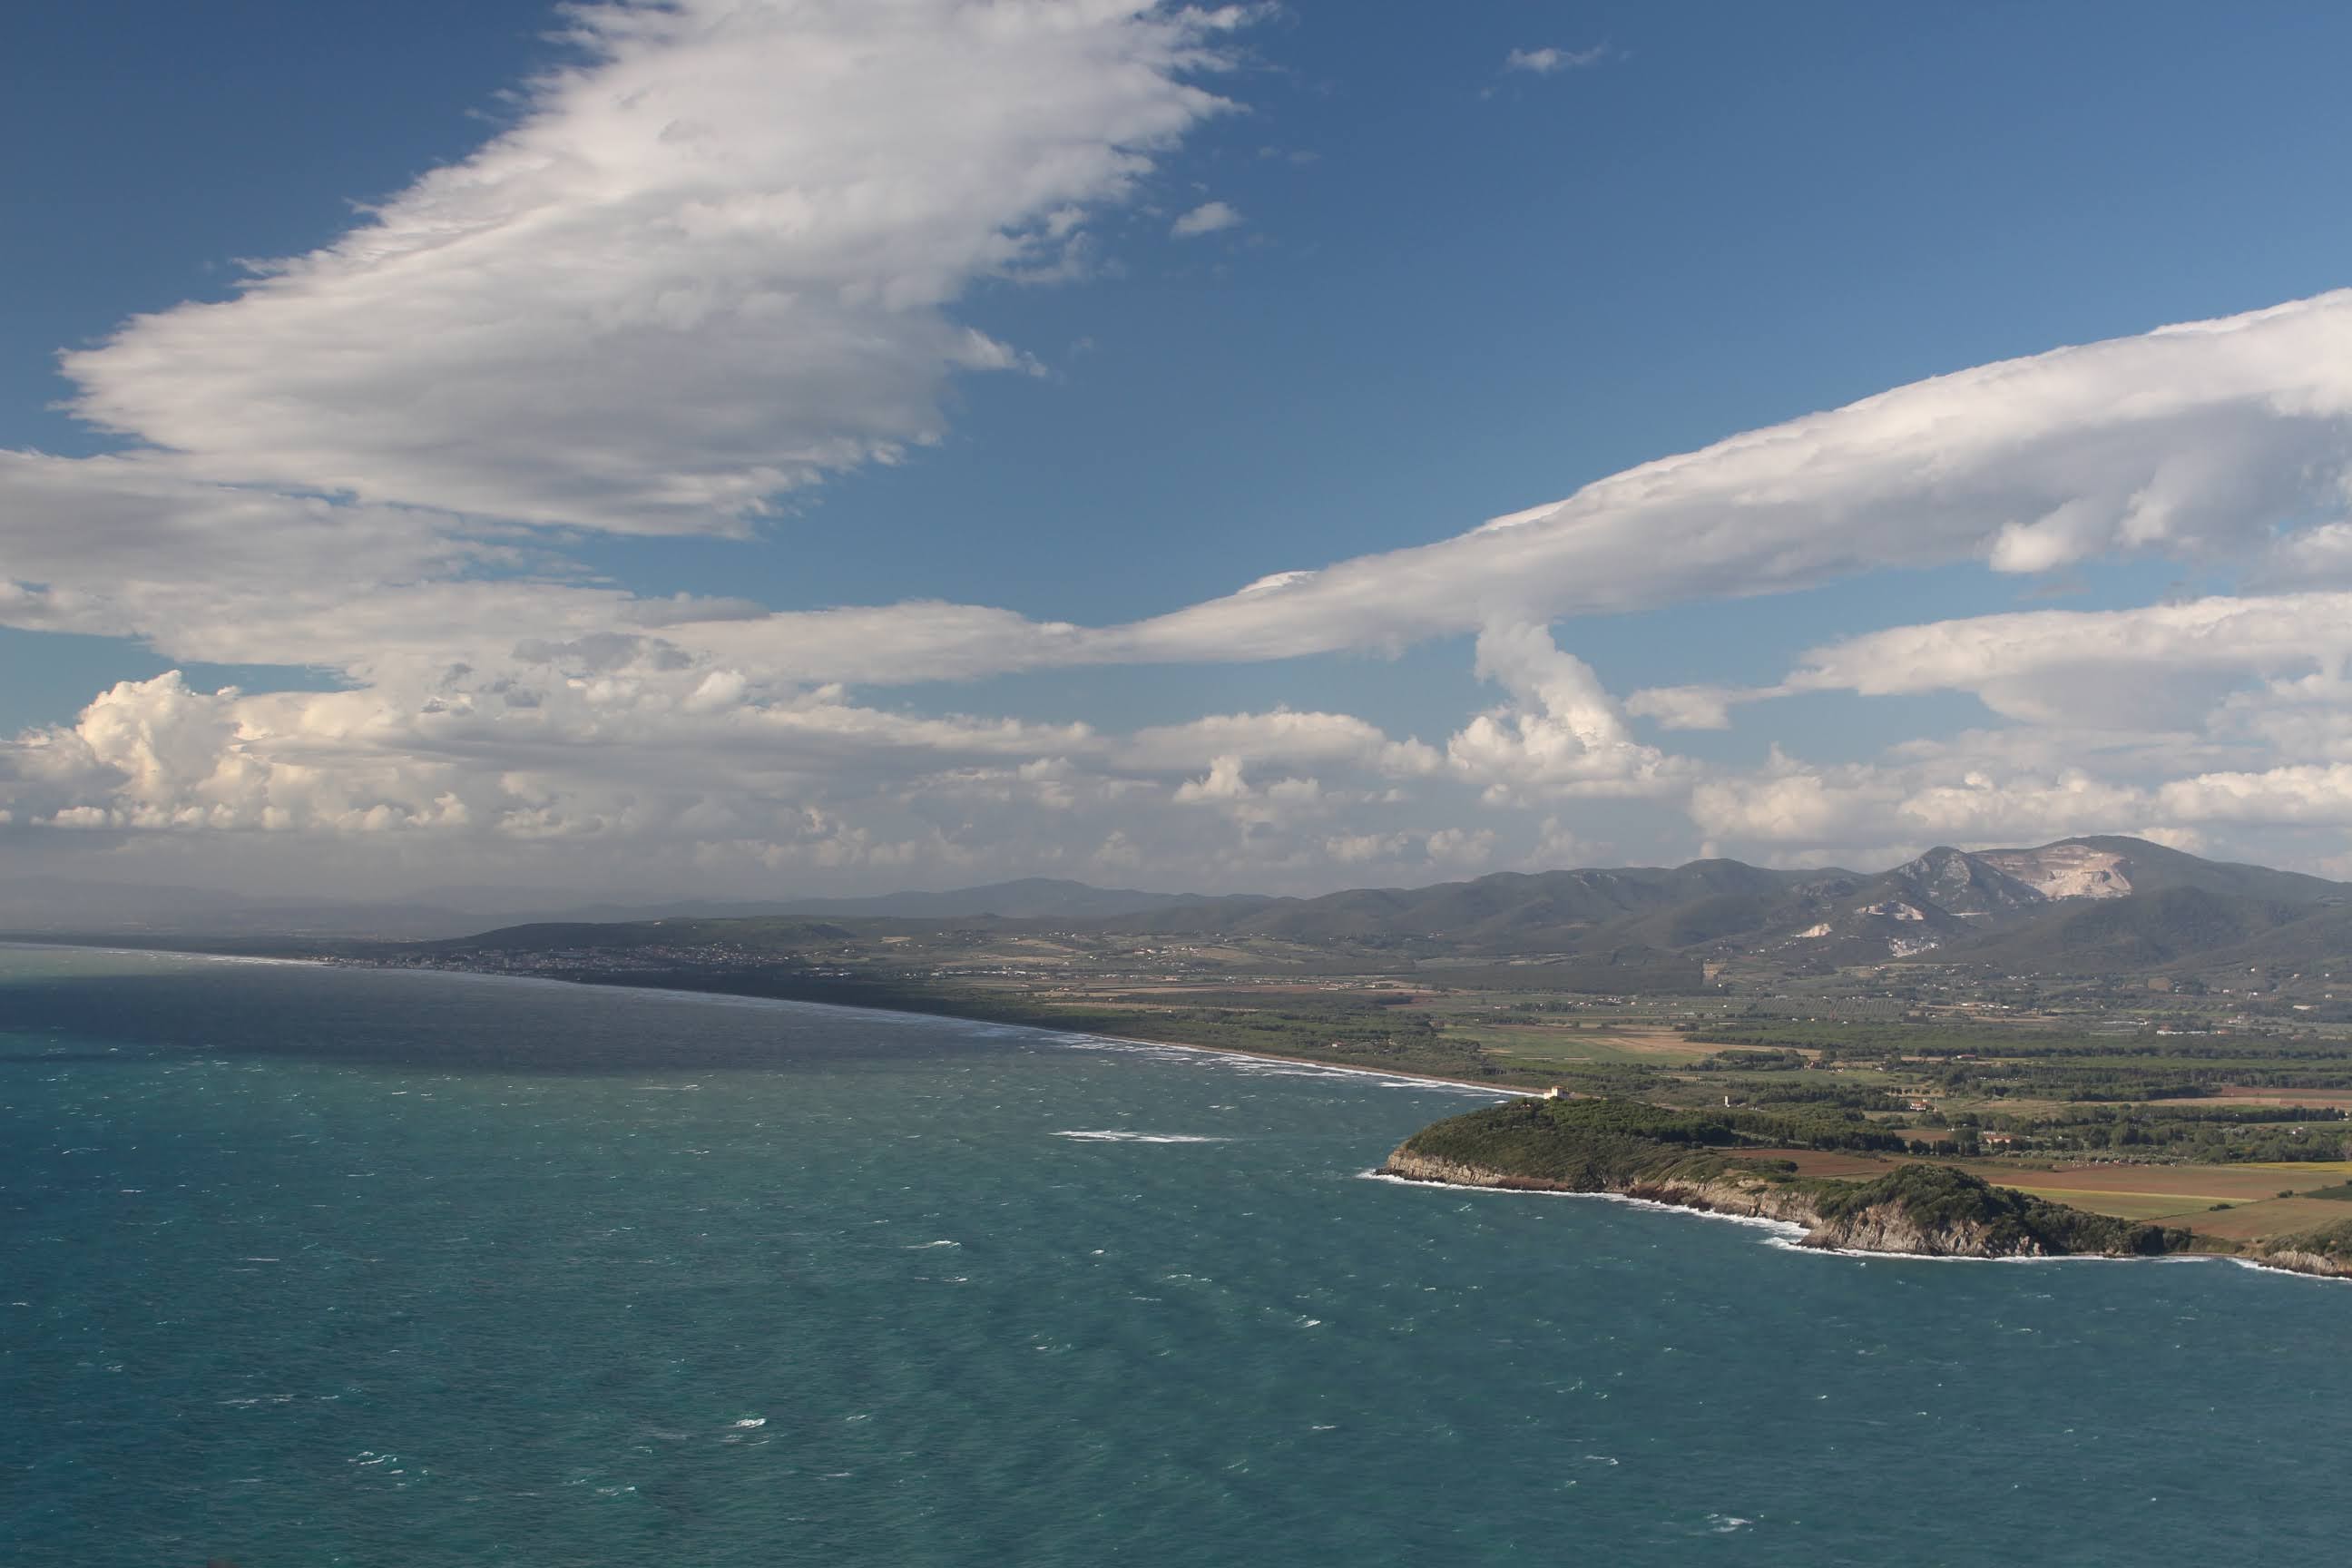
[1632, 592, 2352, 731]
[1095, 292, 2352, 666]
[58, 0, 1247, 534]
[21, 287, 2352, 687]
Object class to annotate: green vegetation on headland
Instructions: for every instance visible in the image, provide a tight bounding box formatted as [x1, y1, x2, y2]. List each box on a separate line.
[2257, 1218, 2352, 1270]
[1383, 1097, 2198, 1261]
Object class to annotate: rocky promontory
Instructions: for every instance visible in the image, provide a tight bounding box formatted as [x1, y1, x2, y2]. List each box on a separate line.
[2236, 1219, 2352, 1281]
[1381, 1097, 2193, 1261]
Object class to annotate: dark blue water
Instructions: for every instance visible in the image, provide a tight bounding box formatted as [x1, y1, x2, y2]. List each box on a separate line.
[4, 946, 2347, 1566]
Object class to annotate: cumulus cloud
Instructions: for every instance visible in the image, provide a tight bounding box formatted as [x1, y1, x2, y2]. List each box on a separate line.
[1171, 200, 1243, 237]
[59, 0, 1247, 533]
[1446, 623, 1681, 802]
[1172, 754, 1327, 827]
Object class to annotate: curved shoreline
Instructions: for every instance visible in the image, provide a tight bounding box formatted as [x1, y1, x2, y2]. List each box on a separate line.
[15, 941, 2349, 1283]
[3, 939, 1526, 1099]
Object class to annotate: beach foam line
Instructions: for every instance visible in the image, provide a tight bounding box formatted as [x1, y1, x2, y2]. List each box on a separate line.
[1368, 1171, 2349, 1281]
[2225, 1255, 2352, 1285]
[0, 940, 311, 967]
[1357, 1169, 1808, 1239]
[1759, 1237, 2210, 1266]
[1054, 1033, 1517, 1098]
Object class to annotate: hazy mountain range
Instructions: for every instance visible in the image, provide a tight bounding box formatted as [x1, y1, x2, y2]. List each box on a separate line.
[1065, 835, 2350, 982]
[12, 838, 2351, 984]
[0, 876, 1253, 941]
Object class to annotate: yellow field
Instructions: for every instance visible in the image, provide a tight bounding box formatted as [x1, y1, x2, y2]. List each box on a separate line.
[2004, 1188, 2230, 1222]
[1439, 1021, 1715, 1069]
[2175, 1197, 2352, 1242]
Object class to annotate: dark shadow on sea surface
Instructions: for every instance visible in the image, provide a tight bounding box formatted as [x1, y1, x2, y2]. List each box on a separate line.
[0, 1049, 171, 1068]
[0, 965, 1034, 1076]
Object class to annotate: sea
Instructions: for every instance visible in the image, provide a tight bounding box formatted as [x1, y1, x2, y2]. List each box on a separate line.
[3, 945, 2347, 1566]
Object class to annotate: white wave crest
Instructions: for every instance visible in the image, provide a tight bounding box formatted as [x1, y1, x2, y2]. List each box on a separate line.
[1054, 1130, 1231, 1144]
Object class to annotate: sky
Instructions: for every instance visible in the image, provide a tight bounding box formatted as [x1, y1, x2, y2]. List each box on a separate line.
[6, 0, 2352, 903]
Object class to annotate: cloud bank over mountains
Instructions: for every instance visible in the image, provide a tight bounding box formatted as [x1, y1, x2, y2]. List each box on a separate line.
[8, 0, 2352, 896]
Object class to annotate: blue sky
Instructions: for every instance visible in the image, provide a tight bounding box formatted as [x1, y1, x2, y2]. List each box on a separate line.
[6, 2, 2352, 897]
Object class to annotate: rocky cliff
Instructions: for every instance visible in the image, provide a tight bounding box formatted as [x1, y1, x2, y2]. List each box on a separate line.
[1381, 1098, 2193, 1261]
[2237, 1220, 2352, 1281]
[1380, 1149, 2088, 1258]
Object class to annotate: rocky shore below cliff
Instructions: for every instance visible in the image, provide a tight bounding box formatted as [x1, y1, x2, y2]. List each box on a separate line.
[1379, 1147, 2161, 1259]
[2233, 1221, 2352, 1281]
[1380, 1096, 2201, 1263]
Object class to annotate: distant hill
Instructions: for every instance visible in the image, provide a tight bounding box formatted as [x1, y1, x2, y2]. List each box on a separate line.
[0, 873, 1259, 940]
[1071, 835, 2352, 982]
[729, 877, 1267, 922]
[25, 837, 2352, 987]
[1097, 860, 1828, 949]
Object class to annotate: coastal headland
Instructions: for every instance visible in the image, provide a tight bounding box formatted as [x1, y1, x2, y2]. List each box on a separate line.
[1381, 1095, 2352, 1278]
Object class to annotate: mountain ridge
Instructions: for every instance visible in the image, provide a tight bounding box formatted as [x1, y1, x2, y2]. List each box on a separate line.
[397, 833, 2352, 984]
[17, 836, 2348, 982]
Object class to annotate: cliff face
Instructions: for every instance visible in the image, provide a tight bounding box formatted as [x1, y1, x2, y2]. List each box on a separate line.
[1379, 1095, 2347, 1268]
[1383, 1149, 2068, 1259]
[2238, 1220, 2352, 1281]
[1384, 1098, 2349, 1275]
[2242, 1247, 2352, 1280]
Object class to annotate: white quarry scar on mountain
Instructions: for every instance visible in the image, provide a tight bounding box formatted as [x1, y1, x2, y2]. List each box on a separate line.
[1975, 845, 2134, 900]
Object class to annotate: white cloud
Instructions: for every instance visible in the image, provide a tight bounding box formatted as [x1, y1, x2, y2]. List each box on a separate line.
[1171, 200, 1244, 237]
[2154, 764, 2352, 825]
[59, 0, 1246, 534]
[1120, 708, 1438, 776]
[1504, 45, 1609, 75]
[1099, 293, 2352, 664]
[1324, 829, 1413, 864]
[1686, 739, 2352, 869]
[1424, 826, 1496, 867]
[1624, 683, 1738, 732]
[1172, 754, 1326, 827]
[1446, 622, 1681, 801]
[1640, 591, 2352, 731]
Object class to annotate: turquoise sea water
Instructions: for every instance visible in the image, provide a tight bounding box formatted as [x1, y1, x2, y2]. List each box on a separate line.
[3, 946, 2348, 1566]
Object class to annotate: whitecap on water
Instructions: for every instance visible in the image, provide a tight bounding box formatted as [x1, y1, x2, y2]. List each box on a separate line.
[1053, 1131, 1230, 1143]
